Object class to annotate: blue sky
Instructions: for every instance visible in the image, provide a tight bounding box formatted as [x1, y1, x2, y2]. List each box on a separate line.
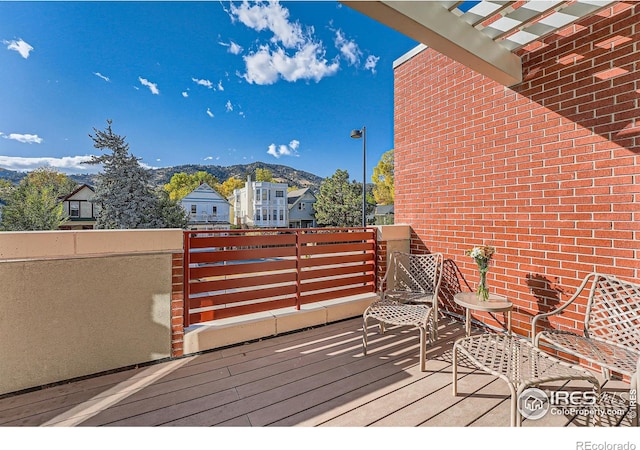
[0, 1, 417, 180]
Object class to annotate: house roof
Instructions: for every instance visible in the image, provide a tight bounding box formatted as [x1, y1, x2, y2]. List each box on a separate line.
[342, 1, 619, 86]
[287, 188, 312, 205]
[58, 184, 95, 202]
[183, 182, 229, 203]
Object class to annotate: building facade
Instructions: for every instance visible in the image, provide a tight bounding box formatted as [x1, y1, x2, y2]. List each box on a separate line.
[287, 187, 316, 228]
[232, 177, 289, 228]
[59, 184, 98, 230]
[180, 182, 230, 229]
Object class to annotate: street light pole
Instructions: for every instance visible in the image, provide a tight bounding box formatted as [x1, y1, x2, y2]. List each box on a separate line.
[350, 126, 366, 227]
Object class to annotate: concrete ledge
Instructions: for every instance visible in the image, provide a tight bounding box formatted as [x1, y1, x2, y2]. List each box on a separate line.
[0, 229, 183, 261]
[183, 293, 378, 355]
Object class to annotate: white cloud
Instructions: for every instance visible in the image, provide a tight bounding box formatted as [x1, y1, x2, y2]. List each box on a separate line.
[229, 41, 243, 55]
[217, 80, 224, 91]
[225, 100, 233, 112]
[206, 108, 214, 118]
[1, 132, 43, 144]
[219, 40, 244, 55]
[192, 77, 213, 89]
[4, 38, 33, 59]
[203, 156, 213, 161]
[334, 30, 360, 66]
[229, 1, 305, 48]
[93, 72, 110, 82]
[266, 140, 300, 159]
[364, 55, 380, 74]
[182, 91, 189, 98]
[243, 42, 339, 85]
[138, 77, 159, 95]
[231, 2, 339, 85]
[0, 155, 99, 173]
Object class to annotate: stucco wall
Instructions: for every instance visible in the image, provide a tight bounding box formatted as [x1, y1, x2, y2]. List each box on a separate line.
[0, 229, 183, 396]
[394, 3, 639, 336]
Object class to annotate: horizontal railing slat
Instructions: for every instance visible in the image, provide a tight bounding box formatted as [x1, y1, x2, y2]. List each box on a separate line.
[300, 285, 374, 305]
[300, 253, 373, 268]
[189, 297, 297, 322]
[190, 259, 297, 279]
[300, 242, 373, 256]
[301, 273, 374, 293]
[188, 285, 297, 309]
[189, 271, 296, 294]
[190, 246, 297, 264]
[298, 230, 373, 244]
[189, 233, 297, 249]
[300, 263, 375, 281]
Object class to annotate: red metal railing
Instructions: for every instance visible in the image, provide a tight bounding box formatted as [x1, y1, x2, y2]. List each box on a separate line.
[183, 227, 377, 326]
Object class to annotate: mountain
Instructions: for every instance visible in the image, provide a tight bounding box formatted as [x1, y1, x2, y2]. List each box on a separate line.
[0, 162, 326, 192]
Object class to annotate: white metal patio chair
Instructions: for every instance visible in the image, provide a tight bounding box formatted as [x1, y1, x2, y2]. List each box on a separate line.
[362, 251, 444, 371]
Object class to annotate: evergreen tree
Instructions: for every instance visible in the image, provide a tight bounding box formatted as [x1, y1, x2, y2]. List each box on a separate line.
[314, 169, 365, 227]
[85, 120, 164, 229]
[156, 189, 189, 229]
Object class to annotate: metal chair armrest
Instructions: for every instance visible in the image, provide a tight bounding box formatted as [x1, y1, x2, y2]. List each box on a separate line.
[531, 272, 597, 343]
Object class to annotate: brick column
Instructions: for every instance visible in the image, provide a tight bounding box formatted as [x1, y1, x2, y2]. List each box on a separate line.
[171, 252, 184, 358]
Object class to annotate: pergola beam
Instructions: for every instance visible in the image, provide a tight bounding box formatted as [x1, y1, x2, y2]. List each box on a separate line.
[342, 1, 523, 87]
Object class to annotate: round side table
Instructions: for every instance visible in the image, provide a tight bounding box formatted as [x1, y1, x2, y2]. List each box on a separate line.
[453, 291, 512, 336]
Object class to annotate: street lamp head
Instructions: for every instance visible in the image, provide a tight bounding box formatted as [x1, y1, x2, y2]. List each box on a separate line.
[350, 129, 363, 139]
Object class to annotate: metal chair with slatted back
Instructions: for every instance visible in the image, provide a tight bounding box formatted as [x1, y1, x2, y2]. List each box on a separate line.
[362, 251, 444, 371]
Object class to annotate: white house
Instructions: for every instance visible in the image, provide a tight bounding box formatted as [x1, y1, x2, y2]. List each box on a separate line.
[232, 177, 288, 228]
[59, 184, 98, 230]
[180, 183, 231, 229]
[287, 188, 316, 228]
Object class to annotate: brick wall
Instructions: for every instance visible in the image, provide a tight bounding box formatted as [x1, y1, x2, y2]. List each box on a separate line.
[394, 3, 639, 337]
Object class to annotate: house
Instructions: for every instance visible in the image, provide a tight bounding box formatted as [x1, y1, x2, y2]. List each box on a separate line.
[373, 204, 394, 225]
[59, 184, 98, 230]
[232, 176, 288, 228]
[180, 182, 230, 229]
[287, 187, 316, 228]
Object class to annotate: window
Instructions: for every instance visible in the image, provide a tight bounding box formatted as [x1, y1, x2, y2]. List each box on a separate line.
[298, 202, 305, 210]
[211, 206, 217, 216]
[190, 205, 197, 215]
[273, 209, 277, 221]
[275, 190, 284, 198]
[262, 190, 268, 201]
[262, 209, 267, 221]
[70, 202, 80, 218]
[279, 210, 284, 221]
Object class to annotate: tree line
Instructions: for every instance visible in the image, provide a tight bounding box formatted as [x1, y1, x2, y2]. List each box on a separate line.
[0, 121, 394, 230]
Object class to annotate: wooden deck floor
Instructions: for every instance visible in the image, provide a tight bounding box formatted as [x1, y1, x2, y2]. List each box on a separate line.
[0, 317, 635, 433]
